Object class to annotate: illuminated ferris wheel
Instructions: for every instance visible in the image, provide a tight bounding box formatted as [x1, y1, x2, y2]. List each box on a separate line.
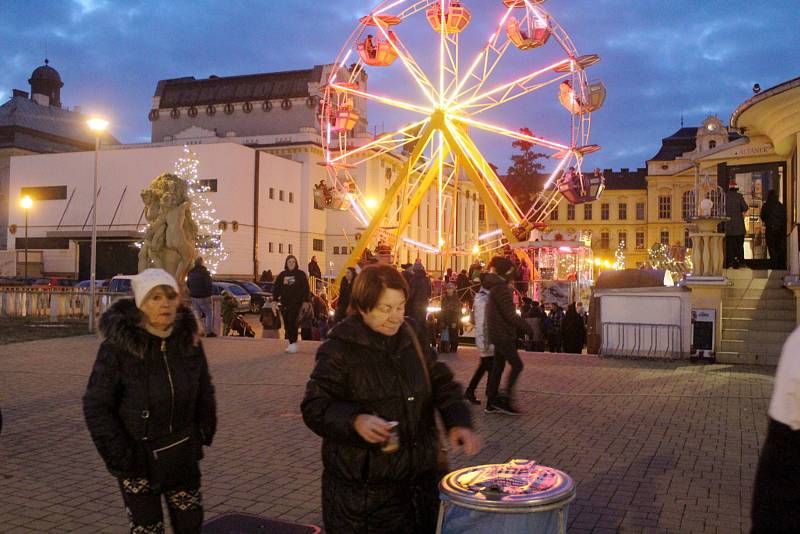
[318, 0, 606, 270]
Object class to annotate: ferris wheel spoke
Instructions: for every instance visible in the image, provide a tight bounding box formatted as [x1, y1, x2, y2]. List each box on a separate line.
[372, 16, 440, 108]
[328, 119, 429, 165]
[330, 83, 432, 116]
[451, 115, 569, 152]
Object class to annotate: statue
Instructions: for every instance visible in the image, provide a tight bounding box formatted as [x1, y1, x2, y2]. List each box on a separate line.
[138, 173, 198, 284]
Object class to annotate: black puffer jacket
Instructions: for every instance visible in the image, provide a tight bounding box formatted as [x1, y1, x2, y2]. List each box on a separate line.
[186, 264, 213, 298]
[483, 272, 534, 346]
[82, 299, 217, 482]
[301, 315, 472, 534]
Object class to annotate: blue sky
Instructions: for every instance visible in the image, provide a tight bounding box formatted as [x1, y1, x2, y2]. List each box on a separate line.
[2, 0, 799, 171]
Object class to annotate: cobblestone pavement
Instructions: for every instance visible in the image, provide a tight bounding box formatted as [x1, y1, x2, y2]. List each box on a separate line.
[0, 335, 774, 533]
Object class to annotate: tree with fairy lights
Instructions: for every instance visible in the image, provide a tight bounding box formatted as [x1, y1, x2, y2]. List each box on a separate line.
[613, 241, 626, 270]
[174, 146, 227, 274]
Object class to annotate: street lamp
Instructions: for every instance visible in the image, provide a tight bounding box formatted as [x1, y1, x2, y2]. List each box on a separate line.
[20, 195, 33, 279]
[87, 117, 108, 334]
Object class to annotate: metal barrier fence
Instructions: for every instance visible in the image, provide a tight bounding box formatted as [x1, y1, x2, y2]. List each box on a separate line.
[0, 288, 127, 321]
[601, 322, 684, 360]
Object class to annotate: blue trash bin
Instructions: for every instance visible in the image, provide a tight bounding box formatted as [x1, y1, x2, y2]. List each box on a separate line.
[436, 460, 575, 534]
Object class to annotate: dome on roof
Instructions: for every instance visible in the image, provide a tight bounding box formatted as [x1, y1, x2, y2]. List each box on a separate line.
[29, 60, 63, 86]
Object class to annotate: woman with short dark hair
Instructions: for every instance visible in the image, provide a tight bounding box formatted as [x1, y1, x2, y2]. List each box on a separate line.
[302, 264, 480, 533]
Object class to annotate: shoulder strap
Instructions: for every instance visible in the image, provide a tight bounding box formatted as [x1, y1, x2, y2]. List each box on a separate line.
[404, 322, 431, 394]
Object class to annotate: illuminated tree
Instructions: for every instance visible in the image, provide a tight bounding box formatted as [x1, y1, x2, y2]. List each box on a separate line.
[614, 241, 626, 270]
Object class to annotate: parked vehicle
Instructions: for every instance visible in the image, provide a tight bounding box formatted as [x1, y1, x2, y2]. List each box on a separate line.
[218, 279, 271, 313]
[212, 281, 251, 312]
[107, 276, 134, 294]
[75, 279, 108, 289]
[257, 281, 274, 294]
[30, 277, 76, 289]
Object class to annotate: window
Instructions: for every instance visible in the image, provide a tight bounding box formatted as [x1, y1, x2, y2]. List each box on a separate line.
[601, 203, 610, 220]
[333, 246, 340, 255]
[567, 204, 575, 221]
[636, 202, 645, 220]
[289, 192, 294, 203]
[269, 188, 274, 199]
[313, 239, 324, 252]
[682, 191, 693, 221]
[658, 195, 671, 219]
[478, 204, 486, 222]
[600, 232, 610, 249]
[279, 190, 284, 201]
[583, 204, 592, 221]
[268, 242, 273, 253]
[618, 232, 627, 249]
[636, 232, 645, 249]
[198, 179, 217, 192]
[660, 231, 669, 245]
[685, 229, 692, 249]
[618, 203, 627, 220]
[288, 244, 293, 255]
[20, 185, 67, 201]
[550, 206, 559, 220]
[709, 140, 717, 150]
[279, 243, 284, 254]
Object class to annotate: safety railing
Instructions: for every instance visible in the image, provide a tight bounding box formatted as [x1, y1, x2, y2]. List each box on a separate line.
[601, 322, 684, 360]
[0, 288, 127, 321]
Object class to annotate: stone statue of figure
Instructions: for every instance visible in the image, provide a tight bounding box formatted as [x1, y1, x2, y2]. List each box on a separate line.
[138, 173, 198, 284]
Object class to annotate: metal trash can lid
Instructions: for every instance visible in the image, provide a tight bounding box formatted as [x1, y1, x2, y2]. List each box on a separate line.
[439, 459, 575, 511]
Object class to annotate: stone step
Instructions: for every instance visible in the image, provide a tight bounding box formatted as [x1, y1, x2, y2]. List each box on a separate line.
[722, 318, 796, 332]
[724, 268, 787, 280]
[720, 338, 786, 356]
[722, 328, 794, 343]
[723, 287, 794, 300]
[723, 307, 797, 320]
[728, 277, 786, 290]
[721, 298, 795, 311]
[716, 351, 780, 366]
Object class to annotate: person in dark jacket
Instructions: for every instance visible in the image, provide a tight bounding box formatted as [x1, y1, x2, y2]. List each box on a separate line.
[724, 179, 749, 268]
[456, 269, 471, 305]
[760, 189, 787, 269]
[186, 257, 215, 337]
[308, 256, 323, 282]
[561, 303, 586, 354]
[408, 263, 432, 340]
[439, 283, 461, 353]
[83, 268, 217, 534]
[301, 264, 480, 534]
[260, 269, 274, 283]
[273, 255, 310, 354]
[333, 267, 356, 324]
[547, 303, 564, 353]
[484, 256, 535, 415]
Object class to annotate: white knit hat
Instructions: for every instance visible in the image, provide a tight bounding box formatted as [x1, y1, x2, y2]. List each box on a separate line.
[131, 268, 179, 308]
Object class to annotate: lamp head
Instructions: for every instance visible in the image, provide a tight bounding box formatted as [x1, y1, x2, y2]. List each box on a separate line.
[86, 118, 109, 132]
[21, 195, 33, 210]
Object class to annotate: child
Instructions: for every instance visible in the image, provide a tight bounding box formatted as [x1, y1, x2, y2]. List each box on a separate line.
[221, 290, 238, 336]
[298, 295, 316, 341]
[260, 298, 282, 339]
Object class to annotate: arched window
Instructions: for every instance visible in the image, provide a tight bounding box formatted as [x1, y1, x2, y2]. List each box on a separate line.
[682, 190, 693, 221]
[709, 140, 717, 149]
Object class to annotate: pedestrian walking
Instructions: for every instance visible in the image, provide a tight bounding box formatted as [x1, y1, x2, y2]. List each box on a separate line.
[547, 303, 564, 353]
[259, 298, 281, 339]
[187, 257, 215, 337]
[483, 256, 535, 415]
[751, 325, 800, 532]
[333, 267, 356, 324]
[408, 263, 432, 339]
[561, 303, 586, 354]
[522, 300, 546, 352]
[273, 255, 310, 354]
[301, 264, 480, 534]
[760, 189, 787, 269]
[724, 178, 749, 268]
[83, 268, 217, 534]
[440, 283, 461, 353]
[308, 255, 323, 282]
[456, 269, 471, 304]
[464, 273, 494, 405]
[575, 301, 588, 325]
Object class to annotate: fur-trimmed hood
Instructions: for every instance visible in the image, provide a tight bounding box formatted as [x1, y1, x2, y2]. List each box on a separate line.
[99, 298, 199, 358]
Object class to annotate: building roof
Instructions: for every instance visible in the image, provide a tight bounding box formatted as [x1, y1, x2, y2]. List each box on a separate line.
[0, 95, 118, 147]
[649, 126, 742, 161]
[154, 66, 326, 109]
[29, 62, 63, 85]
[730, 75, 800, 128]
[602, 168, 647, 190]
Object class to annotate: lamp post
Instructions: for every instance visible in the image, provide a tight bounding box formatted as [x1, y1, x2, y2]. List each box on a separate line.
[87, 117, 109, 333]
[20, 195, 33, 279]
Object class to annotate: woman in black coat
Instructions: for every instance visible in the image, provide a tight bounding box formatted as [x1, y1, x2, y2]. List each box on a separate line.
[333, 267, 356, 324]
[302, 265, 480, 534]
[561, 303, 586, 354]
[83, 268, 217, 534]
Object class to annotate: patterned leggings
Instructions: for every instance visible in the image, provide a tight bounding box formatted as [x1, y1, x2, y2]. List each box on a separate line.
[118, 477, 203, 534]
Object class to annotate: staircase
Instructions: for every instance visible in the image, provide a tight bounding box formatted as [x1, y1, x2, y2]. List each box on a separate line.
[718, 269, 796, 365]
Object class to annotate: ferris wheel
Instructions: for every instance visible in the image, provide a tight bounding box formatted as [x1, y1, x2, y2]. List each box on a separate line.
[318, 0, 606, 271]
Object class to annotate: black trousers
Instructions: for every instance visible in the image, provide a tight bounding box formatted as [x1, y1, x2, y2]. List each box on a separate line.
[486, 342, 524, 405]
[724, 235, 745, 268]
[282, 306, 300, 343]
[751, 418, 800, 533]
[118, 478, 203, 534]
[766, 232, 786, 269]
[466, 356, 494, 394]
